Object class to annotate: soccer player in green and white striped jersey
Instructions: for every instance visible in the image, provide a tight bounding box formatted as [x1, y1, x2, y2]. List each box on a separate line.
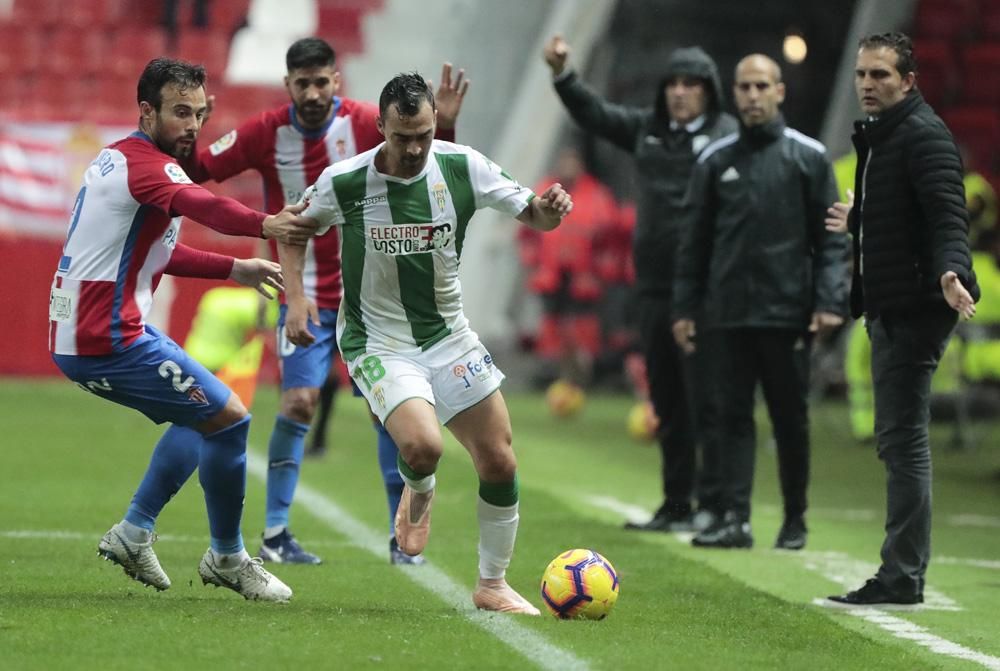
[279, 72, 572, 614]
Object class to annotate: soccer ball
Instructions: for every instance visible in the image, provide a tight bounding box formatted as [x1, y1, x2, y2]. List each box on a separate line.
[546, 380, 585, 418]
[626, 401, 659, 442]
[540, 549, 620, 620]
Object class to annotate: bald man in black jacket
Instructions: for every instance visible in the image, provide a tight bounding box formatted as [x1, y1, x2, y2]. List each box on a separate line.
[827, 32, 979, 607]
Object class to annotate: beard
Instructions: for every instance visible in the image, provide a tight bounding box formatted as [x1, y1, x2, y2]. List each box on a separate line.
[297, 100, 332, 128]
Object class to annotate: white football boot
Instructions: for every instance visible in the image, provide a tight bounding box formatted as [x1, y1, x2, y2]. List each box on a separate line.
[198, 549, 293, 602]
[97, 522, 171, 591]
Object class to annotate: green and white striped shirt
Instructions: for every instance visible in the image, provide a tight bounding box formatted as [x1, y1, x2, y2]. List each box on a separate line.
[302, 140, 534, 361]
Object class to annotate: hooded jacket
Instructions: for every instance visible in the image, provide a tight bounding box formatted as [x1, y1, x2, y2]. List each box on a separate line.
[672, 115, 849, 330]
[849, 90, 979, 318]
[553, 47, 739, 298]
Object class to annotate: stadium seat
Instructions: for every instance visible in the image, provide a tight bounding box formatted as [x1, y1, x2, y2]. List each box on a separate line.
[208, 0, 251, 33]
[959, 43, 1000, 106]
[982, 2, 1000, 41]
[913, 39, 957, 109]
[912, 0, 978, 41]
[942, 107, 1000, 171]
[50, 29, 105, 78]
[176, 30, 231, 81]
[107, 28, 170, 79]
[0, 26, 43, 80]
[316, 5, 366, 54]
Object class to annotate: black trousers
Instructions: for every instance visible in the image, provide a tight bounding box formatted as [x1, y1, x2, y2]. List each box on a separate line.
[637, 295, 722, 513]
[869, 307, 956, 597]
[715, 327, 811, 521]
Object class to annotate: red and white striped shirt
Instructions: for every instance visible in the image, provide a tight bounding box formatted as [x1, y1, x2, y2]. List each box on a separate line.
[49, 133, 201, 355]
[189, 97, 381, 309]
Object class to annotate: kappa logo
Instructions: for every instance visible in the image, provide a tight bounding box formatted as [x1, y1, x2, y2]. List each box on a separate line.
[164, 163, 192, 184]
[720, 166, 740, 182]
[208, 130, 237, 156]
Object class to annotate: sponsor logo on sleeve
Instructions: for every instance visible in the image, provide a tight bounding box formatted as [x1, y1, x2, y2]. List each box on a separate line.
[209, 130, 237, 156]
[164, 163, 193, 184]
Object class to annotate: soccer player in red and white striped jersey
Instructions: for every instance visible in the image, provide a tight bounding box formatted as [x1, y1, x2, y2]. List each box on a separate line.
[183, 38, 469, 564]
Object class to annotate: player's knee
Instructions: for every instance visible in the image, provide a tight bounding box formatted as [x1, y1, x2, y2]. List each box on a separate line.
[477, 443, 517, 481]
[396, 434, 443, 473]
[281, 387, 319, 423]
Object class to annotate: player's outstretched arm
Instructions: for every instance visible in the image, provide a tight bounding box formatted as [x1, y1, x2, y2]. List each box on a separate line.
[262, 202, 319, 246]
[171, 188, 317, 244]
[230, 258, 284, 298]
[277, 240, 319, 346]
[516, 182, 573, 231]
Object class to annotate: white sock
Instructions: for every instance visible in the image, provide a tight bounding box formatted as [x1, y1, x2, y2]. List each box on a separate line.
[477, 498, 519, 580]
[263, 525, 286, 540]
[211, 548, 250, 568]
[400, 471, 436, 494]
[119, 520, 151, 543]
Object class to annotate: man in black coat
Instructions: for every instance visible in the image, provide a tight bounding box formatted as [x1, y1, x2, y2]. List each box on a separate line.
[827, 32, 978, 607]
[543, 35, 738, 532]
[673, 54, 849, 550]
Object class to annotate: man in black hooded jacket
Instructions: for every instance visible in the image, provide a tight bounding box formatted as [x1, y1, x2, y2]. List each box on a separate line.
[672, 54, 848, 550]
[543, 35, 738, 532]
[827, 33, 978, 607]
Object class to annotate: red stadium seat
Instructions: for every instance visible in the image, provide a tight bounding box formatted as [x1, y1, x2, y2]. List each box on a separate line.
[0, 26, 43, 79]
[959, 43, 1000, 105]
[941, 106, 1000, 170]
[912, 0, 978, 41]
[176, 30, 231, 81]
[207, 0, 251, 32]
[50, 29, 105, 78]
[982, 2, 1000, 41]
[913, 39, 958, 109]
[107, 28, 170, 80]
[316, 5, 367, 54]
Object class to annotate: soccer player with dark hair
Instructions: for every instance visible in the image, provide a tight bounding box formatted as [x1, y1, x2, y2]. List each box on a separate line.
[49, 57, 318, 601]
[281, 72, 573, 614]
[182, 38, 469, 565]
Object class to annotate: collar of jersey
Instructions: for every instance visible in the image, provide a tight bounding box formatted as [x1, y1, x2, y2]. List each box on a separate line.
[287, 97, 342, 138]
[129, 130, 155, 144]
[370, 144, 433, 184]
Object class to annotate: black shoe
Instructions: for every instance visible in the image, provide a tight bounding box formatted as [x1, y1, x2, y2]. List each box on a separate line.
[624, 505, 693, 532]
[827, 578, 923, 606]
[390, 537, 426, 566]
[774, 516, 807, 550]
[691, 513, 753, 549]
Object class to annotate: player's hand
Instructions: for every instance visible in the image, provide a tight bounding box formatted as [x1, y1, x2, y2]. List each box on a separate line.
[537, 182, 573, 222]
[432, 62, 469, 130]
[285, 296, 319, 347]
[825, 189, 853, 233]
[262, 202, 319, 246]
[672, 318, 696, 354]
[543, 35, 570, 76]
[941, 271, 976, 320]
[809, 311, 844, 339]
[230, 258, 284, 299]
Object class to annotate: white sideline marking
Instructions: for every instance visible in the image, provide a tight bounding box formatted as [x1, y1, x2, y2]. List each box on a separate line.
[245, 453, 589, 671]
[937, 556, 1000, 571]
[583, 496, 1000, 670]
[813, 604, 1000, 671]
[0, 529, 349, 547]
[948, 514, 1000, 529]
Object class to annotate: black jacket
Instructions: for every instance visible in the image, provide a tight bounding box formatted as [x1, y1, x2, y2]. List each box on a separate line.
[552, 47, 738, 298]
[849, 91, 980, 318]
[673, 115, 849, 330]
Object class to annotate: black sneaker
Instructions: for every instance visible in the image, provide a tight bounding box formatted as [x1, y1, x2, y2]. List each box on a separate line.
[774, 516, 808, 550]
[389, 537, 426, 566]
[828, 578, 923, 607]
[624, 504, 694, 532]
[691, 513, 753, 549]
[258, 529, 322, 565]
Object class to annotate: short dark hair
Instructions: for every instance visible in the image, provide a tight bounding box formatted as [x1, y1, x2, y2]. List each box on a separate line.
[858, 32, 918, 76]
[286, 37, 336, 71]
[379, 72, 435, 118]
[137, 58, 206, 111]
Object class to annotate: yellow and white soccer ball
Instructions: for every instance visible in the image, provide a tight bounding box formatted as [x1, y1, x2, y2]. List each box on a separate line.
[545, 380, 585, 418]
[540, 549, 620, 620]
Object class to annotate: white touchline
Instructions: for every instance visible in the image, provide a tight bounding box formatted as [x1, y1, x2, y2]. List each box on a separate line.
[584, 495, 1000, 670]
[245, 452, 589, 671]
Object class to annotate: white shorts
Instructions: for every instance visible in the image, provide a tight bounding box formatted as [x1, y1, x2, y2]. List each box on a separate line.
[348, 330, 505, 425]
